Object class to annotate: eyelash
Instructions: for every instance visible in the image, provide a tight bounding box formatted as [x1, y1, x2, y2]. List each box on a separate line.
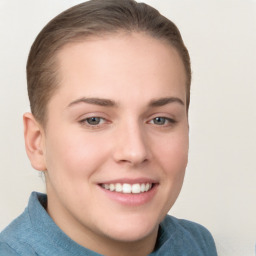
[79, 117, 107, 128]
[148, 117, 176, 126]
[79, 116, 176, 129]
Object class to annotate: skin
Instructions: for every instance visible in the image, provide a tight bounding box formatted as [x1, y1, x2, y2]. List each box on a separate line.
[24, 32, 189, 256]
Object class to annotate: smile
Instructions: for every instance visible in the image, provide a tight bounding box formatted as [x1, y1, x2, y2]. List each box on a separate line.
[100, 183, 153, 194]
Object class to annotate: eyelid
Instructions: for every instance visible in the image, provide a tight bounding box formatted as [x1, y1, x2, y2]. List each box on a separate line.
[76, 111, 108, 121]
[78, 112, 111, 129]
[80, 116, 106, 124]
[149, 117, 175, 124]
[146, 113, 177, 127]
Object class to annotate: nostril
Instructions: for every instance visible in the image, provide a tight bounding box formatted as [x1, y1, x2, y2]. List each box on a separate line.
[117, 156, 149, 166]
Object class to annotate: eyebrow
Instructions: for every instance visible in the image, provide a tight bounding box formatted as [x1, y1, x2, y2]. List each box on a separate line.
[68, 97, 116, 107]
[149, 97, 184, 107]
[67, 96, 184, 108]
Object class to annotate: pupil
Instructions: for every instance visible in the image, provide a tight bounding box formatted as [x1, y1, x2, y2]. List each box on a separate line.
[88, 117, 100, 125]
[154, 117, 165, 125]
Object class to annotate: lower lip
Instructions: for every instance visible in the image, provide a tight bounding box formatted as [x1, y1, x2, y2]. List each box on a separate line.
[98, 184, 158, 206]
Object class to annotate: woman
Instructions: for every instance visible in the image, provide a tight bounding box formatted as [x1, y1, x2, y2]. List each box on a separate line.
[0, 0, 217, 255]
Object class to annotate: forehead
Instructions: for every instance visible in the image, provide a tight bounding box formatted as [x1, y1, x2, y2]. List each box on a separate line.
[53, 32, 186, 105]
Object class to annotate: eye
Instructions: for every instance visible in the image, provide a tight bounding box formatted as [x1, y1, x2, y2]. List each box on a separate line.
[80, 117, 106, 126]
[149, 117, 175, 126]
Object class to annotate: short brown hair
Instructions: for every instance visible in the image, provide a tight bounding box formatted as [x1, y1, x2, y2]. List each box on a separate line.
[27, 0, 191, 125]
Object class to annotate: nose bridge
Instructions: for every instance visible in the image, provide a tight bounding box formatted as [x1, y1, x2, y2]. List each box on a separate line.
[113, 117, 149, 165]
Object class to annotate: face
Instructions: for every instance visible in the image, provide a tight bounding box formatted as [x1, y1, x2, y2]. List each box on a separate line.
[40, 33, 188, 251]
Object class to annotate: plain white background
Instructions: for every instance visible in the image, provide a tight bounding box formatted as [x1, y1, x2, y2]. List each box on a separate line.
[0, 1, 255, 255]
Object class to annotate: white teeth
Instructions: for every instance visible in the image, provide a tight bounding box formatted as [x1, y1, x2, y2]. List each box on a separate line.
[132, 184, 140, 194]
[140, 183, 145, 192]
[101, 183, 153, 194]
[109, 184, 115, 191]
[122, 184, 132, 193]
[115, 183, 122, 192]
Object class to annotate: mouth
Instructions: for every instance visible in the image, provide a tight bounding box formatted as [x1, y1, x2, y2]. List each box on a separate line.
[100, 183, 154, 194]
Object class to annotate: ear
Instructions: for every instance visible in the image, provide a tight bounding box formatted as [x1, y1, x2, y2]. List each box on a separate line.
[23, 112, 46, 171]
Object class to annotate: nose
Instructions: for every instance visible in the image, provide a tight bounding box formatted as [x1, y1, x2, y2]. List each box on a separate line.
[113, 121, 150, 166]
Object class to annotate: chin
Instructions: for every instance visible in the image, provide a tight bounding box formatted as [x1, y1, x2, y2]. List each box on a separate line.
[100, 214, 160, 242]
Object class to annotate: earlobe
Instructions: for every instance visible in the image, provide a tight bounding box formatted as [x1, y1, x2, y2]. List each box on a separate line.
[23, 113, 47, 171]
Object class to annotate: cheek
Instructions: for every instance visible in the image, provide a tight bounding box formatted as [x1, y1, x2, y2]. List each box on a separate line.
[154, 132, 189, 175]
[44, 130, 108, 181]
[150, 132, 188, 218]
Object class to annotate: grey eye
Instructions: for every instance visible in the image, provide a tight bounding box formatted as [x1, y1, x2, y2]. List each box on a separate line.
[153, 117, 167, 125]
[86, 117, 102, 125]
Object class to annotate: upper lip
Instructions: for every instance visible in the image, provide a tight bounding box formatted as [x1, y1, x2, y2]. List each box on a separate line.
[98, 178, 159, 185]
